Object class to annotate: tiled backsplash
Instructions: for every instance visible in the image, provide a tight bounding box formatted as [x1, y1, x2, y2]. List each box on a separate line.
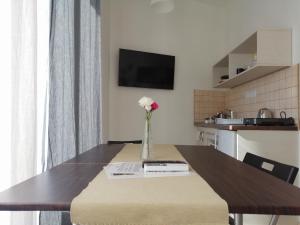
[226, 65, 299, 120]
[194, 90, 226, 122]
[194, 65, 299, 123]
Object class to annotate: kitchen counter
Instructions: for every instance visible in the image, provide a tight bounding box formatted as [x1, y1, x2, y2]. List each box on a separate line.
[194, 122, 298, 131]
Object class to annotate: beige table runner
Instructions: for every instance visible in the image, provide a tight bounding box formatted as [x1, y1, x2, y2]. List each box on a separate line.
[71, 144, 229, 225]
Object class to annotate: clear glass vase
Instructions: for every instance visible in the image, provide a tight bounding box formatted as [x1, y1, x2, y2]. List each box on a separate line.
[141, 119, 152, 160]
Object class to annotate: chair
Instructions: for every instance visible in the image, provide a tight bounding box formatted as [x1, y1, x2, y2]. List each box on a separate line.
[229, 152, 298, 225]
[107, 140, 142, 144]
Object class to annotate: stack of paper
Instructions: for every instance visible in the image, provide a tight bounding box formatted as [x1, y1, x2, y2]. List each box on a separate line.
[104, 162, 143, 179]
[143, 160, 189, 173]
[104, 161, 191, 179]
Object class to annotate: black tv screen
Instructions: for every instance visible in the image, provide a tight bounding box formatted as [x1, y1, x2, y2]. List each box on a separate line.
[118, 49, 175, 90]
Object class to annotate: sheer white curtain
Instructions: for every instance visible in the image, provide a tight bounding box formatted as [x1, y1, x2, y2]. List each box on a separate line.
[0, 0, 49, 225]
[0, 0, 12, 223]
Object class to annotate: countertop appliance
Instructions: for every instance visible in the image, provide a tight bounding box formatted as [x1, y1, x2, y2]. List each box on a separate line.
[243, 117, 295, 126]
[257, 108, 273, 118]
[215, 117, 295, 126]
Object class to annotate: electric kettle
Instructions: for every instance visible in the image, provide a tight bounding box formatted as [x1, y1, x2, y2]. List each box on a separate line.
[257, 108, 273, 118]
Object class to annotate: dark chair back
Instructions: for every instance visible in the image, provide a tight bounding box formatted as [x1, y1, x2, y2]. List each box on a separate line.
[107, 140, 142, 144]
[229, 153, 299, 225]
[243, 152, 298, 184]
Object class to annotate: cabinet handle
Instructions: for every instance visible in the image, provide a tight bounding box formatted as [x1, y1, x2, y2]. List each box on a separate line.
[200, 131, 204, 142]
[214, 134, 219, 149]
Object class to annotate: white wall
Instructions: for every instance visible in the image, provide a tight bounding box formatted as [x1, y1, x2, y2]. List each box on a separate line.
[227, 0, 300, 64]
[226, 3, 300, 223]
[100, 0, 110, 143]
[104, 0, 228, 144]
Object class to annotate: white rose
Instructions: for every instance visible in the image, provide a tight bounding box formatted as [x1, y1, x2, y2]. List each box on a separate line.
[145, 105, 152, 112]
[138, 96, 153, 109]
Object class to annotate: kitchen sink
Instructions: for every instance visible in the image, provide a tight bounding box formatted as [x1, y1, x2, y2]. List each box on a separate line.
[215, 118, 244, 125]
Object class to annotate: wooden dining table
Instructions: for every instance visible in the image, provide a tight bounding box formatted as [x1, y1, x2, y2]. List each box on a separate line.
[0, 144, 300, 225]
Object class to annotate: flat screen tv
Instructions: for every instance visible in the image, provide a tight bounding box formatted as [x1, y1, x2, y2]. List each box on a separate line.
[118, 48, 175, 90]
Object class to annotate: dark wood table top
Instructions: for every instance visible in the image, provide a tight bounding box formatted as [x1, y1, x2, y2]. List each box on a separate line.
[0, 144, 123, 211]
[177, 146, 300, 215]
[1, 144, 300, 215]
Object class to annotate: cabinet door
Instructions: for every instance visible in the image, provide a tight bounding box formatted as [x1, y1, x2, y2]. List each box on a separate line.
[197, 128, 217, 146]
[216, 130, 237, 158]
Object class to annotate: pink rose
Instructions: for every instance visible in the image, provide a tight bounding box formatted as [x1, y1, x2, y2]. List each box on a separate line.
[151, 102, 159, 111]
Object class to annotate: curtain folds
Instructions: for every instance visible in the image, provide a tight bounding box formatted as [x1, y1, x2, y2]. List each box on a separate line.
[40, 0, 101, 224]
[10, 0, 50, 225]
[78, 0, 102, 154]
[48, 0, 77, 169]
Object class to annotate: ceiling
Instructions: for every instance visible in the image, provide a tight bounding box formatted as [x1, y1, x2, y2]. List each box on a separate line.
[193, 0, 229, 6]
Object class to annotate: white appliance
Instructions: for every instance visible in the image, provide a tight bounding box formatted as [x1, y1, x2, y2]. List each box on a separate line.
[216, 130, 237, 158]
[198, 128, 237, 158]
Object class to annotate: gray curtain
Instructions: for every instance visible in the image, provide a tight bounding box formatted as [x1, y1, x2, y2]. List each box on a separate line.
[40, 0, 101, 224]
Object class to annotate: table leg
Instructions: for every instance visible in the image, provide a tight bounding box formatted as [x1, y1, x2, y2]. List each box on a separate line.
[234, 214, 243, 225]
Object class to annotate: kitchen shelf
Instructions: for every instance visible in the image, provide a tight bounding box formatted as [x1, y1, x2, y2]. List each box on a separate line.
[213, 29, 292, 88]
[215, 64, 290, 88]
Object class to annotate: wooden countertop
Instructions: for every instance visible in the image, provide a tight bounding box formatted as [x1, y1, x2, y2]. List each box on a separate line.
[194, 122, 298, 131]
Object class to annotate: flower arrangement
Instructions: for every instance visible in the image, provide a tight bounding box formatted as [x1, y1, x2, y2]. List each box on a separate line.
[138, 96, 159, 118]
[138, 96, 159, 160]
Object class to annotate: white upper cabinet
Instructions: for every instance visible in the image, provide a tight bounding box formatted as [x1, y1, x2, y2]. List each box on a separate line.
[213, 29, 292, 88]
